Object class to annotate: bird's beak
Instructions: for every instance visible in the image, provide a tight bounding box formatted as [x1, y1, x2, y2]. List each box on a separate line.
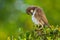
[31, 12, 33, 15]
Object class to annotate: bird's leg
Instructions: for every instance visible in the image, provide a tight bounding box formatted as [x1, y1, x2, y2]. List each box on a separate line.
[38, 23, 43, 30]
[35, 24, 43, 31]
[35, 25, 41, 31]
[35, 25, 43, 36]
[39, 25, 43, 30]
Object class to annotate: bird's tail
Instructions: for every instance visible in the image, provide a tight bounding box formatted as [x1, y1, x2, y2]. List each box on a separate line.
[47, 24, 51, 29]
[44, 23, 51, 29]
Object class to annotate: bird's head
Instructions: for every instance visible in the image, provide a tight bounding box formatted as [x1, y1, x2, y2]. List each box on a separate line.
[26, 6, 37, 15]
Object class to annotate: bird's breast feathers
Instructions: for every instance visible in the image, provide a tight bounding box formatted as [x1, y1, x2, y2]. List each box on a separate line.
[32, 15, 40, 25]
[32, 9, 40, 25]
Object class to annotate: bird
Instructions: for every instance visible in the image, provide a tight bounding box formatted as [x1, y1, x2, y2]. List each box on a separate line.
[26, 6, 50, 30]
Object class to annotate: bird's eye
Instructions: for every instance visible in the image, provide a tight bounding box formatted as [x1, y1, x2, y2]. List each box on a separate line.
[30, 10, 33, 13]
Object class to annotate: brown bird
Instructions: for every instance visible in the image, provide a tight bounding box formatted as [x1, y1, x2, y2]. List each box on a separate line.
[26, 6, 50, 29]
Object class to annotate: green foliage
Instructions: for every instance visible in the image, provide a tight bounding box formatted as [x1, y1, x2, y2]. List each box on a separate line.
[7, 25, 60, 40]
[0, 0, 60, 40]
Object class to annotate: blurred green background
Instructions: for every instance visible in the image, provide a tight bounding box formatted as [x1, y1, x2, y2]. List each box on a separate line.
[0, 0, 60, 40]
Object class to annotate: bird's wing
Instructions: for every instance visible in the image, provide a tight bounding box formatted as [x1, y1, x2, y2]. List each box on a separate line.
[40, 12, 48, 25]
[36, 8, 48, 25]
